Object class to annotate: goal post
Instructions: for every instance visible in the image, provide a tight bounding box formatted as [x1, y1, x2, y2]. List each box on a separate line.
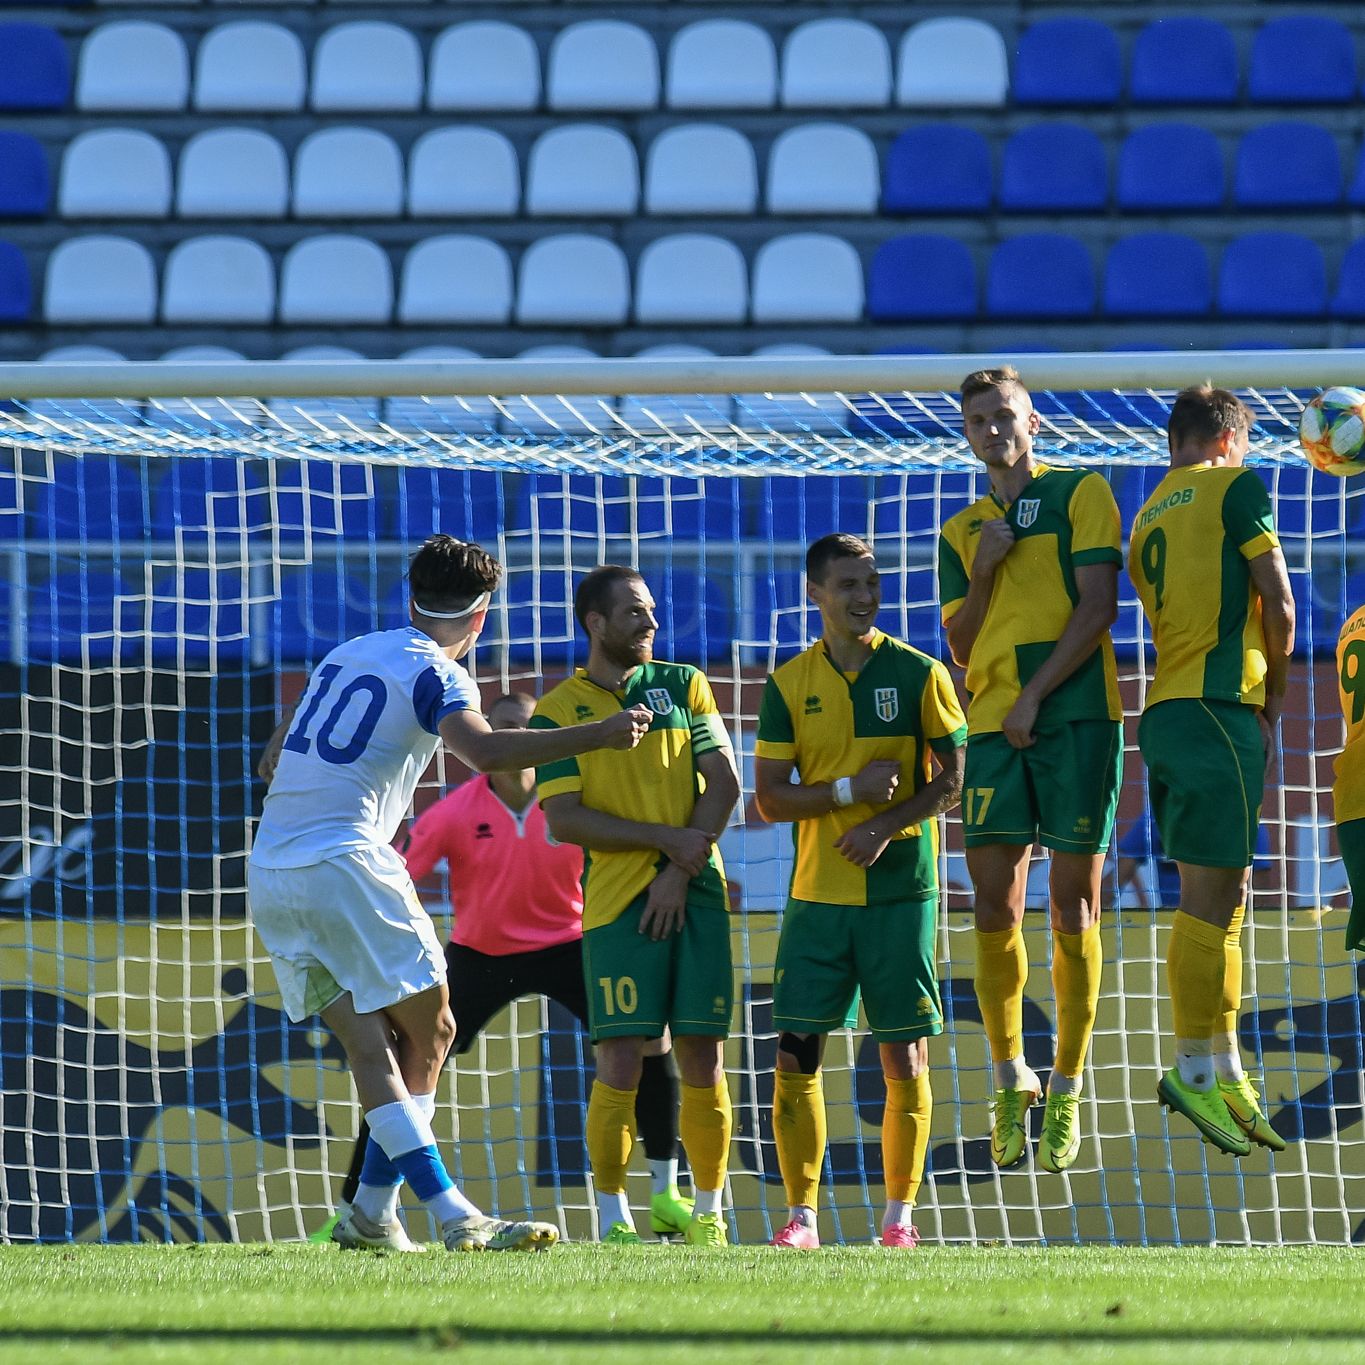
[0, 353, 1360, 1247]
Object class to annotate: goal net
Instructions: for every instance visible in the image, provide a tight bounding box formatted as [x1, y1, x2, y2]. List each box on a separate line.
[1, 352, 1360, 1247]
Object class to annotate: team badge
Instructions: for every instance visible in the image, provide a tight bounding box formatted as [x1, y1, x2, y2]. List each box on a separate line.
[1015, 498, 1041, 528]
[645, 688, 673, 716]
[875, 687, 899, 723]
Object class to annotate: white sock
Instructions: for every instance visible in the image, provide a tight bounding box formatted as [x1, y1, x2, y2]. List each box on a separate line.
[1175, 1043, 1214, 1092]
[1212, 1043, 1244, 1083]
[788, 1204, 816, 1229]
[411, 1091, 437, 1121]
[648, 1157, 679, 1195]
[882, 1200, 912, 1232]
[597, 1189, 632, 1231]
[1048, 1071, 1082, 1097]
[353, 1181, 401, 1224]
[994, 1055, 1026, 1090]
[693, 1188, 723, 1217]
[365, 1098, 479, 1224]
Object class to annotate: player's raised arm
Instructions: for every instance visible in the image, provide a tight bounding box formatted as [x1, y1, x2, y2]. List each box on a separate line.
[439, 703, 651, 774]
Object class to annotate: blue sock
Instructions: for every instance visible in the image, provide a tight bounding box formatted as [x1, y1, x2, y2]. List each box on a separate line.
[392, 1145, 453, 1201]
[359, 1133, 403, 1191]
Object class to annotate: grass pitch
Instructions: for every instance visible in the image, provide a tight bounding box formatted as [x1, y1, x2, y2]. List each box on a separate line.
[1, 1244, 1361, 1364]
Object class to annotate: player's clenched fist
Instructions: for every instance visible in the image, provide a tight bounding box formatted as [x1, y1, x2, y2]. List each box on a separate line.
[599, 704, 654, 749]
[851, 759, 900, 805]
[973, 518, 1015, 576]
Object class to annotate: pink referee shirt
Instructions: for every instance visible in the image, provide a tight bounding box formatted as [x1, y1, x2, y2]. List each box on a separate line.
[401, 777, 585, 956]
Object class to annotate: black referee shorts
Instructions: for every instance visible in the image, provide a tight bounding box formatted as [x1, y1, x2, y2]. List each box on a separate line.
[446, 937, 588, 1054]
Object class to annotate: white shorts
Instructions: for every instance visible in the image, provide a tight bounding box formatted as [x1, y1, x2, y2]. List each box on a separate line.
[247, 844, 446, 1023]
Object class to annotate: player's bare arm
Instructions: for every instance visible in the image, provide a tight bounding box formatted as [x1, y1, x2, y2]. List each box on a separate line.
[753, 757, 900, 823]
[257, 704, 297, 785]
[945, 519, 1015, 667]
[1248, 544, 1296, 737]
[540, 791, 712, 875]
[439, 704, 652, 773]
[833, 745, 966, 869]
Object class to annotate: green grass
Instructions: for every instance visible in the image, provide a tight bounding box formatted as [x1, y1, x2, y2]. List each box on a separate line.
[1, 1244, 1361, 1364]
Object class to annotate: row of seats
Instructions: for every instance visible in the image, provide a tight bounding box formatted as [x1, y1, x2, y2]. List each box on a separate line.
[5, 15, 1364, 115]
[11, 229, 1365, 327]
[15, 119, 1365, 223]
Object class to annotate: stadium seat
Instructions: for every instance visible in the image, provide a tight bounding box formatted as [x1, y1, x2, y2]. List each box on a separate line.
[35, 456, 149, 543]
[635, 234, 747, 324]
[1103, 234, 1212, 319]
[1129, 17, 1238, 105]
[781, 19, 891, 109]
[866, 234, 977, 322]
[882, 124, 991, 215]
[293, 128, 404, 218]
[619, 344, 734, 432]
[546, 21, 659, 112]
[76, 22, 188, 111]
[0, 133, 49, 217]
[766, 124, 879, 215]
[427, 22, 540, 112]
[271, 460, 381, 541]
[161, 236, 275, 325]
[149, 567, 251, 667]
[740, 343, 848, 436]
[1013, 19, 1121, 106]
[275, 344, 380, 427]
[1218, 233, 1328, 318]
[397, 235, 512, 325]
[31, 346, 130, 424]
[27, 569, 145, 665]
[652, 568, 732, 666]
[311, 22, 422, 112]
[408, 128, 520, 218]
[987, 234, 1095, 318]
[644, 124, 757, 216]
[271, 565, 373, 666]
[1249, 17, 1358, 105]
[58, 130, 172, 219]
[751, 234, 863, 324]
[633, 475, 748, 541]
[665, 20, 777, 110]
[193, 21, 306, 113]
[278, 236, 392, 324]
[518, 473, 631, 542]
[387, 466, 506, 542]
[895, 18, 1008, 108]
[501, 344, 612, 438]
[1234, 123, 1343, 210]
[45, 237, 156, 324]
[0, 23, 69, 110]
[152, 457, 265, 543]
[999, 124, 1107, 212]
[516, 235, 629, 327]
[151, 345, 251, 428]
[387, 345, 498, 436]
[751, 569, 816, 660]
[176, 130, 289, 219]
[525, 126, 640, 217]
[873, 470, 981, 540]
[873, 566, 943, 655]
[756, 475, 875, 542]
[1116, 125, 1225, 212]
[1329, 238, 1365, 320]
[0, 242, 29, 322]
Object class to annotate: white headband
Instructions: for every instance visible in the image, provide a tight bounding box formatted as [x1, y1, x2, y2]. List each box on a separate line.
[412, 590, 491, 621]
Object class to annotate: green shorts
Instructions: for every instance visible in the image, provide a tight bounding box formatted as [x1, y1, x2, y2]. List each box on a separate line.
[1139, 698, 1264, 869]
[581, 895, 733, 1041]
[771, 896, 943, 1044]
[961, 720, 1122, 855]
[1338, 817, 1365, 952]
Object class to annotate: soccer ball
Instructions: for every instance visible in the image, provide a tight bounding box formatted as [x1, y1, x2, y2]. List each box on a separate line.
[1299, 387, 1365, 476]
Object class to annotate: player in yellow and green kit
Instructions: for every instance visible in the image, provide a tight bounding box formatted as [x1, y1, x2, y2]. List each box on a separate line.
[532, 565, 741, 1246]
[1129, 385, 1295, 1156]
[1332, 608, 1365, 951]
[754, 534, 967, 1250]
[938, 366, 1122, 1175]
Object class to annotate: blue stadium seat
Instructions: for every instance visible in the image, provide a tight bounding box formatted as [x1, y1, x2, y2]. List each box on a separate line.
[503, 570, 578, 666]
[0, 241, 29, 321]
[652, 568, 732, 666]
[1116, 125, 1225, 212]
[270, 566, 373, 666]
[517, 474, 631, 539]
[1218, 233, 1327, 318]
[1103, 234, 1212, 319]
[986, 234, 1095, 318]
[1234, 123, 1342, 210]
[0, 24, 69, 110]
[872, 470, 981, 539]
[152, 457, 265, 543]
[0, 133, 48, 217]
[149, 568, 250, 666]
[272, 460, 381, 542]
[881, 124, 991, 214]
[999, 124, 1107, 212]
[1249, 17, 1358, 105]
[750, 569, 816, 661]
[754, 476, 875, 543]
[875, 566, 943, 655]
[387, 467, 507, 545]
[633, 477, 748, 542]
[1330, 238, 1365, 320]
[26, 568, 144, 665]
[1129, 18, 1238, 105]
[867, 235, 976, 321]
[35, 456, 149, 544]
[1012, 19, 1121, 107]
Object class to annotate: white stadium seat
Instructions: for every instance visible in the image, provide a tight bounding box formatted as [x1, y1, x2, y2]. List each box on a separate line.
[390, 346, 496, 434]
[275, 345, 379, 426]
[311, 22, 422, 112]
[34, 346, 131, 424]
[161, 236, 275, 325]
[751, 233, 864, 323]
[741, 344, 846, 434]
[635, 234, 747, 324]
[516, 234, 630, 326]
[665, 20, 778, 109]
[619, 344, 734, 431]
[547, 21, 658, 111]
[278, 235, 392, 324]
[896, 18, 1009, 108]
[398, 235, 512, 324]
[525, 125, 639, 217]
[193, 22, 307, 113]
[645, 124, 757, 215]
[177, 130, 289, 219]
[45, 236, 157, 324]
[780, 19, 892, 109]
[76, 22, 189, 111]
[293, 128, 403, 218]
[58, 130, 171, 219]
[504, 344, 611, 437]
[428, 22, 540, 112]
[766, 124, 880, 215]
[154, 346, 252, 427]
[408, 127, 520, 218]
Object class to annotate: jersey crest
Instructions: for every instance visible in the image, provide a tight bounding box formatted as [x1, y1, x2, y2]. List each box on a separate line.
[875, 687, 899, 723]
[1014, 498, 1041, 528]
[645, 687, 674, 716]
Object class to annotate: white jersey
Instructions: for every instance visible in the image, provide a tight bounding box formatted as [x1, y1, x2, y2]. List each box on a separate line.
[250, 626, 479, 869]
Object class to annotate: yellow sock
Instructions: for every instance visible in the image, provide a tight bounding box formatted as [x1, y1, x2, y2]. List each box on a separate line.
[975, 925, 1028, 1062]
[773, 1071, 826, 1209]
[1167, 910, 1228, 1045]
[1051, 924, 1102, 1080]
[586, 1080, 636, 1195]
[1217, 904, 1246, 1046]
[679, 1079, 732, 1193]
[882, 1073, 932, 1207]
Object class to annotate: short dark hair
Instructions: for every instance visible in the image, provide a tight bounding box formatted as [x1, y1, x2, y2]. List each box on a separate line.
[573, 564, 643, 634]
[806, 532, 874, 584]
[960, 365, 1029, 407]
[1167, 384, 1252, 449]
[408, 534, 501, 616]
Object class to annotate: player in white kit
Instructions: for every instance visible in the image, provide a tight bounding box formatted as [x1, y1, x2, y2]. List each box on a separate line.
[249, 535, 652, 1252]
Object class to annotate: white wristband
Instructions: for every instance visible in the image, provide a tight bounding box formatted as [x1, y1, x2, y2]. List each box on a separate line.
[832, 776, 855, 808]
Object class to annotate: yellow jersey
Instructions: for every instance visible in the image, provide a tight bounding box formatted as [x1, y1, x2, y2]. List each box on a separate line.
[1334, 605, 1365, 824]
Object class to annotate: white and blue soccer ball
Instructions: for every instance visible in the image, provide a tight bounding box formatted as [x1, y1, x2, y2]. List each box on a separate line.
[1299, 386, 1365, 477]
